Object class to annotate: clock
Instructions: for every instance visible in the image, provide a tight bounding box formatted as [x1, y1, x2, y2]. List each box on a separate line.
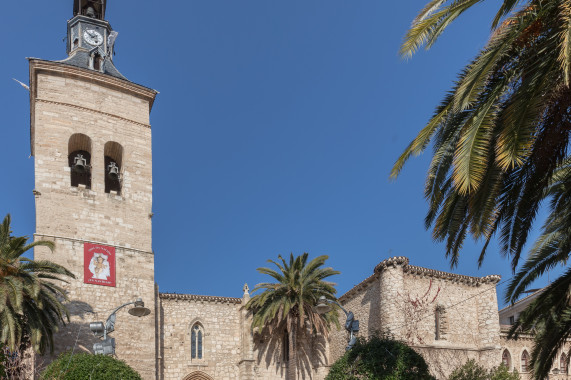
[83, 29, 103, 46]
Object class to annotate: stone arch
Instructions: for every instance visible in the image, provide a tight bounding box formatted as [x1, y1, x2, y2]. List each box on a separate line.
[190, 321, 205, 360]
[104, 141, 123, 194]
[502, 348, 512, 370]
[182, 370, 213, 380]
[68, 133, 92, 188]
[188, 317, 205, 330]
[521, 349, 530, 373]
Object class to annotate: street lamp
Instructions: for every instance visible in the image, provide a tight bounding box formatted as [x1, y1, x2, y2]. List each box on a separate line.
[89, 298, 151, 355]
[316, 296, 359, 350]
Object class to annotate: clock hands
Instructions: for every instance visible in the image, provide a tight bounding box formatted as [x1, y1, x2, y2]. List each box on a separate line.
[85, 30, 103, 45]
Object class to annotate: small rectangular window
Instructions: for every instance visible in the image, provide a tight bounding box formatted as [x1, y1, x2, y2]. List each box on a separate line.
[509, 316, 515, 325]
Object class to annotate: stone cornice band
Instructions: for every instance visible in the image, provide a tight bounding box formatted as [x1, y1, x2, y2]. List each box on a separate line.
[34, 233, 153, 255]
[340, 256, 501, 303]
[159, 293, 242, 304]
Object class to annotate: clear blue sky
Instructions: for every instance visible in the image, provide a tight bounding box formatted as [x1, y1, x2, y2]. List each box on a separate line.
[0, 1, 557, 307]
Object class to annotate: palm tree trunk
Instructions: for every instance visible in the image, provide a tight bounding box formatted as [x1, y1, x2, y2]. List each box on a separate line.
[287, 325, 297, 380]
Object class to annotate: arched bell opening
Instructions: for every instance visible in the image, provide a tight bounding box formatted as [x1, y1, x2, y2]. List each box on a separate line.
[68, 133, 92, 189]
[74, 0, 106, 20]
[104, 141, 123, 195]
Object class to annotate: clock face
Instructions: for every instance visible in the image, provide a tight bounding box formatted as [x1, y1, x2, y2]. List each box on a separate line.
[83, 29, 103, 46]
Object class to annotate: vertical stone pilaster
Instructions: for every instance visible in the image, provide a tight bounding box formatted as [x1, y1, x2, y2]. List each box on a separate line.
[239, 284, 255, 380]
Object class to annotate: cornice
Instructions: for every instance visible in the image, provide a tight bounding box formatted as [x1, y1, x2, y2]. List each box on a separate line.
[28, 59, 158, 156]
[28, 59, 157, 104]
[159, 293, 242, 304]
[339, 256, 501, 303]
[402, 265, 501, 286]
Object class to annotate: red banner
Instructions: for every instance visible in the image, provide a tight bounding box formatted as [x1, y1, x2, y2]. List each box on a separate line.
[84, 243, 116, 287]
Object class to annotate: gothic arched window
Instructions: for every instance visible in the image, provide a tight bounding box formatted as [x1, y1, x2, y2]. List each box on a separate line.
[104, 141, 123, 195]
[502, 349, 512, 369]
[191, 323, 204, 360]
[561, 353, 568, 374]
[68, 133, 92, 189]
[521, 350, 530, 372]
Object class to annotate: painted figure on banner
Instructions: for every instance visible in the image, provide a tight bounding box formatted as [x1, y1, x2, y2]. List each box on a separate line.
[89, 253, 110, 280]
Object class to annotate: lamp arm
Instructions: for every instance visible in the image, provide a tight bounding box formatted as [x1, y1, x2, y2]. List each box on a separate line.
[107, 301, 136, 319]
[104, 301, 136, 337]
[329, 300, 349, 317]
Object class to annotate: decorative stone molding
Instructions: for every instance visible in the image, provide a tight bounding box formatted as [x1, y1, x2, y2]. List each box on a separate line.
[159, 293, 242, 304]
[340, 256, 501, 302]
[402, 265, 501, 286]
[373, 256, 410, 272]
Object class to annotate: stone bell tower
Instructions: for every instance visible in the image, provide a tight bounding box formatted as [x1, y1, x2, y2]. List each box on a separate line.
[30, 1, 158, 378]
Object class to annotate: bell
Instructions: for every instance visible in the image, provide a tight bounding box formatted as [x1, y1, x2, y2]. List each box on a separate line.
[73, 154, 87, 173]
[86, 6, 96, 18]
[107, 162, 120, 180]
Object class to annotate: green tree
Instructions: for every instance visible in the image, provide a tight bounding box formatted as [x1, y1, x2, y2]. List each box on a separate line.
[326, 335, 435, 380]
[504, 158, 571, 377]
[392, 0, 571, 269]
[0, 214, 75, 354]
[448, 359, 519, 380]
[245, 253, 339, 380]
[40, 351, 141, 380]
[391, 1, 571, 378]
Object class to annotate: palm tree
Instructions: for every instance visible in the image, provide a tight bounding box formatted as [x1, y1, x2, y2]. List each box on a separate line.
[504, 158, 571, 378]
[0, 214, 75, 354]
[392, 0, 571, 268]
[245, 253, 340, 380]
[391, 0, 571, 377]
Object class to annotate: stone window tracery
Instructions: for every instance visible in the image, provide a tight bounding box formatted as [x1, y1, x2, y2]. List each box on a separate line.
[191, 323, 204, 360]
[502, 349, 512, 369]
[521, 350, 530, 372]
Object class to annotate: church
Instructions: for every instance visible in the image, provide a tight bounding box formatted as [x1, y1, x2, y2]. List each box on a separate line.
[27, 1, 568, 379]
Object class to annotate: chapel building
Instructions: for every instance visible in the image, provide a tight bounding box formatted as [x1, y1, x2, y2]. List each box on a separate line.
[27, 2, 568, 380]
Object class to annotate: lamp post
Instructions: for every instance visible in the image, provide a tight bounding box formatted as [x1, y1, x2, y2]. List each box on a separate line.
[316, 296, 359, 350]
[89, 298, 151, 355]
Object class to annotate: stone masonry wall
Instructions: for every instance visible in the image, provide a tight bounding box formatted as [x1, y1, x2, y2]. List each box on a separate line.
[328, 274, 380, 362]
[34, 241, 156, 378]
[159, 293, 246, 380]
[328, 257, 502, 380]
[399, 270, 501, 379]
[31, 60, 158, 379]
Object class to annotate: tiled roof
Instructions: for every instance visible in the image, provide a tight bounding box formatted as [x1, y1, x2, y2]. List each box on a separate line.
[339, 256, 501, 302]
[159, 292, 242, 304]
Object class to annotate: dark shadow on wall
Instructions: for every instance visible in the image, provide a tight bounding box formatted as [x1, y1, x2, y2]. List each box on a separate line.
[253, 326, 328, 380]
[350, 277, 382, 338]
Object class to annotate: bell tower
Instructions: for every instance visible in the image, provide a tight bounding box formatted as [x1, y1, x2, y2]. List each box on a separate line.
[30, 1, 158, 378]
